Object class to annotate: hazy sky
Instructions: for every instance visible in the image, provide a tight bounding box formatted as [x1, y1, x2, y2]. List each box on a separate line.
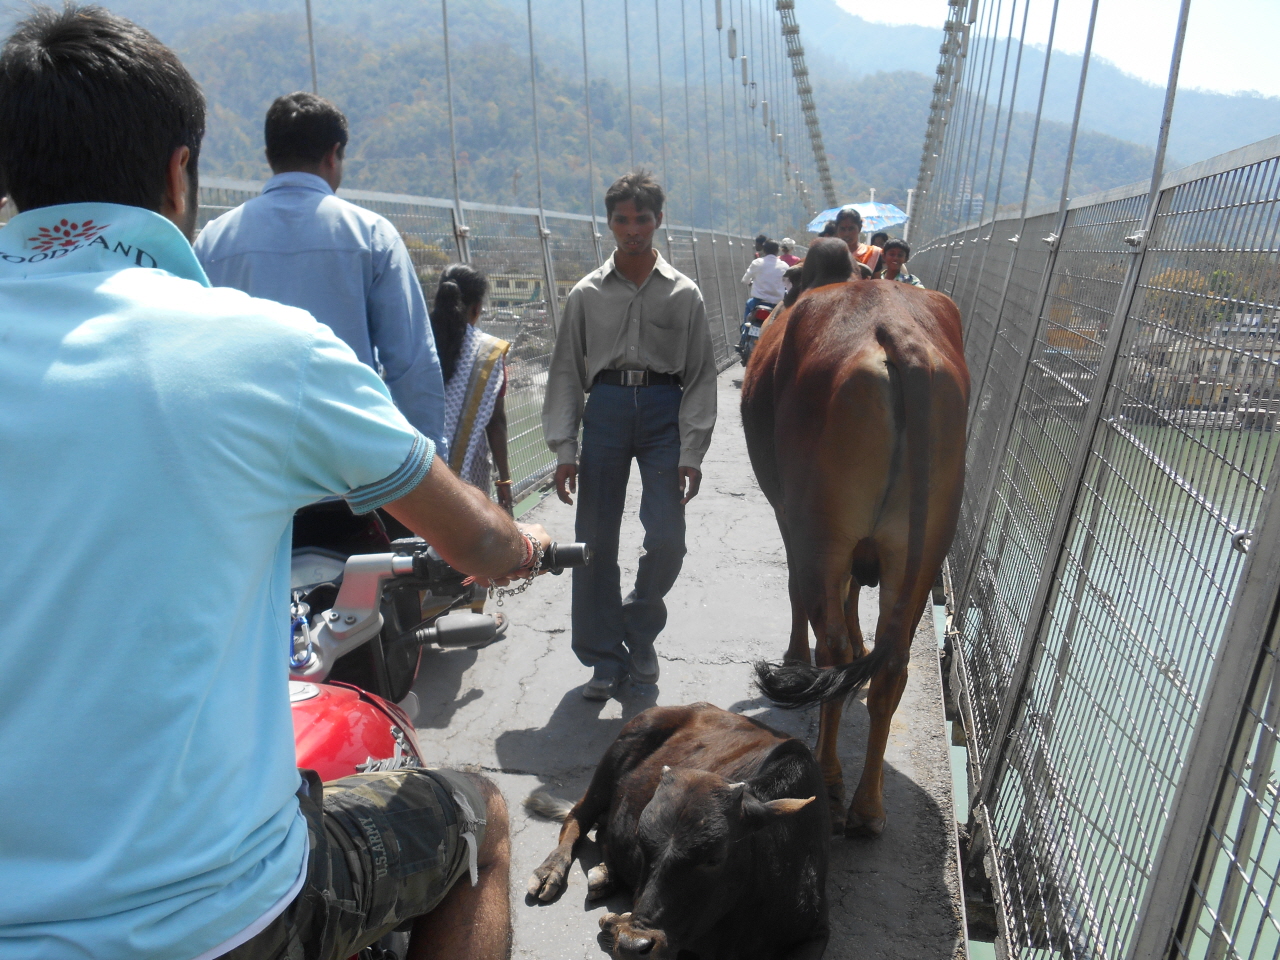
[833, 0, 1280, 98]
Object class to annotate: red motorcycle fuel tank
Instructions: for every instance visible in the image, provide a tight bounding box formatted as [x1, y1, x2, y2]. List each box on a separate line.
[290, 680, 423, 783]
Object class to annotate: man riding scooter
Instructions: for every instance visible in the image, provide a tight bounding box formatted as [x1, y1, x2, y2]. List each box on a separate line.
[0, 8, 538, 960]
[738, 238, 787, 363]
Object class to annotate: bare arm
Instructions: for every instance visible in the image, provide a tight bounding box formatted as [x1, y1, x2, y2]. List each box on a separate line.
[485, 394, 513, 514]
[383, 456, 545, 578]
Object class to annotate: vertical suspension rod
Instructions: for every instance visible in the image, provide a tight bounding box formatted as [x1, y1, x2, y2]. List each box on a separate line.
[625, 0, 637, 169]
[304, 0, 319, 94]
[525, 0, 560, 328]
[579, 0, 603, 264]
[441, 0, 469, 262]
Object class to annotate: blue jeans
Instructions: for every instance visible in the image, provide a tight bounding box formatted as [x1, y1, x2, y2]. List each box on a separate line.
[572, 383, 687, 680]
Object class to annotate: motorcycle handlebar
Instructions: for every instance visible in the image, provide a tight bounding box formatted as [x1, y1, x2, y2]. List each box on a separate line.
[395, 538, 590, 584]
[544, 542, 590, 571]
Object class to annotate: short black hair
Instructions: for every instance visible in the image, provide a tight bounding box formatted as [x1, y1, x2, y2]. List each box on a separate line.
[605, 169, 664, 218]
[883, 238, 911, 258]
[870, 231, 889, 245]
[763, 240, 780, 256]
[755, 234, 768, 247]
[820, 222, 837, 236]
[265, 92, 349, 169]
[834, 205, 863, 229]
[0, 5, 205, 212]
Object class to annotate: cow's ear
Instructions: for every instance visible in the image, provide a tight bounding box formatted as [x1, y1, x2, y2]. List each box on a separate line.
[739, 794, 816, 832]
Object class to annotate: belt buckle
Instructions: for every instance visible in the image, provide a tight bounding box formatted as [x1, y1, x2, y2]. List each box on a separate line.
[623, 370, 646, 387]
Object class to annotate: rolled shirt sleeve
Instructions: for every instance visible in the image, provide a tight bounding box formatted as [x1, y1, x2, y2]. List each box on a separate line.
[367, 224, 449, 458]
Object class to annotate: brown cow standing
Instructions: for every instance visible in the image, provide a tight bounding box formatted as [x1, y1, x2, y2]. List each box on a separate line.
[526, 703, 829, 960]
[745, 245, 968, 836]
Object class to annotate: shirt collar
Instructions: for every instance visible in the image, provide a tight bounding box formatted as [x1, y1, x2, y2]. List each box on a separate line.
[604, 249, 678, 285]
[0, 202, 209, 285]
[262, 171, 335, 196]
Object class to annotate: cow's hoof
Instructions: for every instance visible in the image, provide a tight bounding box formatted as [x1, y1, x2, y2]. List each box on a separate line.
[526, 854, 571, 902]
[845, 809, 886, 838]
[826, 781, 847, 834]
[599, 912, 631, 936]
[586, 863, 614, 900]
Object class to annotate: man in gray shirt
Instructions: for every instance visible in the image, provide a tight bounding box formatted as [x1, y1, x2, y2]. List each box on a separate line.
[542, 171, 717, 700]
[195, 93, 447, 454]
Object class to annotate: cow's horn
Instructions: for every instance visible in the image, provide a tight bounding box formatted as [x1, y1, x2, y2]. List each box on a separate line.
[662, 765, 671, 774]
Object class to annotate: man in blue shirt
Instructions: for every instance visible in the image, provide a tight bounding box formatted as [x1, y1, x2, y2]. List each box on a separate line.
[194, 92, 448, 456]
[0, 8, 541, 959]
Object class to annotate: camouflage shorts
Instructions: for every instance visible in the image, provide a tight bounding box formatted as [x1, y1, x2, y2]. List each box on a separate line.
[221, 767, 487, 960]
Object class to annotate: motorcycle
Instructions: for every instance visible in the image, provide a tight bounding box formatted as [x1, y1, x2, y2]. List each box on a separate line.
[285, 504, 588, 958]
[737, 300, 775, 366]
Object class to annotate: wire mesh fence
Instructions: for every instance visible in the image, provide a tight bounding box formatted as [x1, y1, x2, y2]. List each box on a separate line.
[914, 137, 1280, 959]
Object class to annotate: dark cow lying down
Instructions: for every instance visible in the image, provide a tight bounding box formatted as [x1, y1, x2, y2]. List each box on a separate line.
[526, 703, 829, 960]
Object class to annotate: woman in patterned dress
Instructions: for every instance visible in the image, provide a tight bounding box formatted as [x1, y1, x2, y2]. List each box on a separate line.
[431, 264, 514, 514]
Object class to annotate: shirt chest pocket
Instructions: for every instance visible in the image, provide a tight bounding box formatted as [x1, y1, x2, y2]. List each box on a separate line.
[645, 307, 681, 331]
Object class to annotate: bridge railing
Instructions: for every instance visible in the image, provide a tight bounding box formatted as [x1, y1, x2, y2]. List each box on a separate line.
[196, 179, 765, 503]
[915, 135, 1280, 959]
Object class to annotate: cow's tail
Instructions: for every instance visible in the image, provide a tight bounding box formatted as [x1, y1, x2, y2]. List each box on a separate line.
[877, 319, 933, 634]
[756, 318, 935, 710]
[523, 791, 574, 822]
[754, 647, 890, 707]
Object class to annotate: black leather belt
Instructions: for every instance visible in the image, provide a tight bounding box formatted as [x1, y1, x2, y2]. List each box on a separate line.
[593, 369, 682, 387]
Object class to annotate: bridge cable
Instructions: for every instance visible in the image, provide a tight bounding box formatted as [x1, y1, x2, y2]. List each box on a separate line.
[578, 0, 603, 264]
[757, 0, 772, 230]
[726, 4, 744, 237]
[932, 2, 997, 287]
[624, 0, 637, 169]
[709, 0, 732, 235]
[524, 0, 559, 326]
[962, 0, 1037, 442]
[303, 0, 318, 94]
[737, 0, 752, 231]
[681, 0, 697, 229]
[698, 0, 733, 345]
[765, 0, 781, 230]
[943, 0, 1003, 293]
[959, 0, 1026, 326]
[930, 0, 991, 279]
[440, 0, 469, 263]
[653, 0, 672, 257]
[922, 8, 981, 262]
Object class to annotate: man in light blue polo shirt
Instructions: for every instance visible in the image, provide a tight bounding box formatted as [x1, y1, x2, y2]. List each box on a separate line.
[0, 7, 539, 959]
[194, 92, 448, 457]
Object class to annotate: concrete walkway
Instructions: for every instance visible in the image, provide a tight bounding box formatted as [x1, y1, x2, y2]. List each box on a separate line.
[409, 371, 966, 959]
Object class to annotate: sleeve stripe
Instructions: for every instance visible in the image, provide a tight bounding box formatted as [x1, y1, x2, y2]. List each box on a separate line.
[344, 433, 435, 514]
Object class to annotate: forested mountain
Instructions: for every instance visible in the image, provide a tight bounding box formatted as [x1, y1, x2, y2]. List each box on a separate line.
[2, 0, 1260, 231]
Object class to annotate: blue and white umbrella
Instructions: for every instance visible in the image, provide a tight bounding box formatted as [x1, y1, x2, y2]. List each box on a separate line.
[807, 202, 909, 234]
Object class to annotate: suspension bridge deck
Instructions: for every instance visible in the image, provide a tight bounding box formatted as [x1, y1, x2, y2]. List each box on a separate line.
[408, 370, 966, 959]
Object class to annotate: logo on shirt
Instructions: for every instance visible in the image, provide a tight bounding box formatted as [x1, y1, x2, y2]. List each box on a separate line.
[3, 218, 159, 267]
[28, 218, 110, 252]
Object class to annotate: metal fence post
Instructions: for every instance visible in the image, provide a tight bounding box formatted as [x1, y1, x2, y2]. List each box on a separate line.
[538, 215, 561, 331]
[707, 231, 732, 355]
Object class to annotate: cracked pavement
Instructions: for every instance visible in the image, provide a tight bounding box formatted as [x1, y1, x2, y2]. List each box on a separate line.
[409, 372, 966, 959]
